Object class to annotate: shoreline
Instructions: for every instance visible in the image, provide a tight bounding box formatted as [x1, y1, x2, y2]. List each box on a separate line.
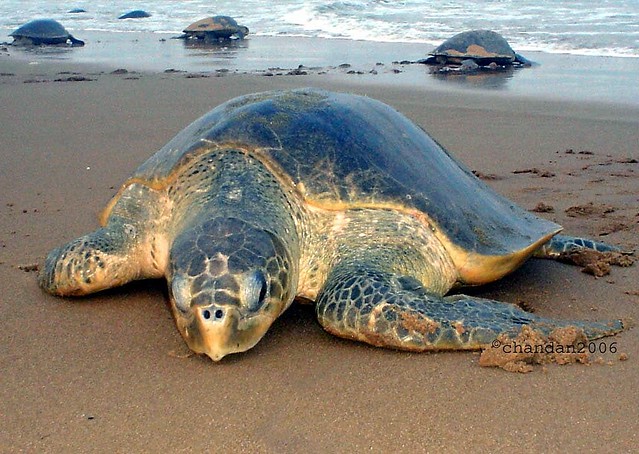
[1, 33, 638, 452]
[2, 31, 639, 107]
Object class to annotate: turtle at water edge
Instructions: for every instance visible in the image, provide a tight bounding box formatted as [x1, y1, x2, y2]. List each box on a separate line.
[423, 30, 534, 73]
[175, 16, 249, 42]
[10, 19, 84, 47]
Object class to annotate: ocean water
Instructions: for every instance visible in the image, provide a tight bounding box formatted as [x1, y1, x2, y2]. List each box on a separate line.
[1, 0, 638, 58]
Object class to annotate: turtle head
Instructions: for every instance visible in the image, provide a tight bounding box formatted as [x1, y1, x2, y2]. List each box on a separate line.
[168, 218, 296, 361]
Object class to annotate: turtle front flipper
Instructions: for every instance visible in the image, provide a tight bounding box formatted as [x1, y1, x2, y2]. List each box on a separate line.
[39, 214, 162, 296]
[39, 183, 168, 296]
[315, 261, 626, 352]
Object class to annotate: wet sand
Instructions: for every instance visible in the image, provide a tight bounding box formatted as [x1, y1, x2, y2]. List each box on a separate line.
[3, 30, 639, 105]
[1, 35, 638, 451]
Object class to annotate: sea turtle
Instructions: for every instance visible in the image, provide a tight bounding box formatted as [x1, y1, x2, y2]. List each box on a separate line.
[424, 29, 533, 70]
[10, 19, 85, 47]
[177, 16, 249, 42]
[118, 10, 151, 20]
[39, 88, 627, 362]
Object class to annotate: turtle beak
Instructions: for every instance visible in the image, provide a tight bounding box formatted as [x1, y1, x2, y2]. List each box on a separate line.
[174, 304, 276, 361]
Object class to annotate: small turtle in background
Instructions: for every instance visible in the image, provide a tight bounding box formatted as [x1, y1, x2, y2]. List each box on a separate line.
[423, 30, 534, 73]
[10, 19, 85, 47]
[176, 16, 249, 42]
[68, 8, 87, 14]
[118, 10, 152, 20]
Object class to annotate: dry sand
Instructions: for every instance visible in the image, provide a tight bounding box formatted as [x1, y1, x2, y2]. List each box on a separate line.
[1, 38, 638, 451]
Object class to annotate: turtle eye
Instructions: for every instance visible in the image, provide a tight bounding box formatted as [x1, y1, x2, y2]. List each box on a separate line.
[245, 270, 268, 311]
[258, 277, 268, 303]
[171, 274, 191, 313]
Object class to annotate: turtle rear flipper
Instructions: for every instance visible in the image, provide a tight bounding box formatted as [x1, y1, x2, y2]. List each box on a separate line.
[536, 234, 625, 258]
[315, 261, 625, 352]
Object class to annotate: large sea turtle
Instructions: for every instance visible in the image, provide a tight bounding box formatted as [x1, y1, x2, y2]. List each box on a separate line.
[39, 88, 627, 362]
[176, 16, 249, 42]
[424, 29, 533, 71]
[10, 19, 85, 47]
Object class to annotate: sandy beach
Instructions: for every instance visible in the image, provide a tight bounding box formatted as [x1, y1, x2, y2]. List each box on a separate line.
[1, 34, 638, 451]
